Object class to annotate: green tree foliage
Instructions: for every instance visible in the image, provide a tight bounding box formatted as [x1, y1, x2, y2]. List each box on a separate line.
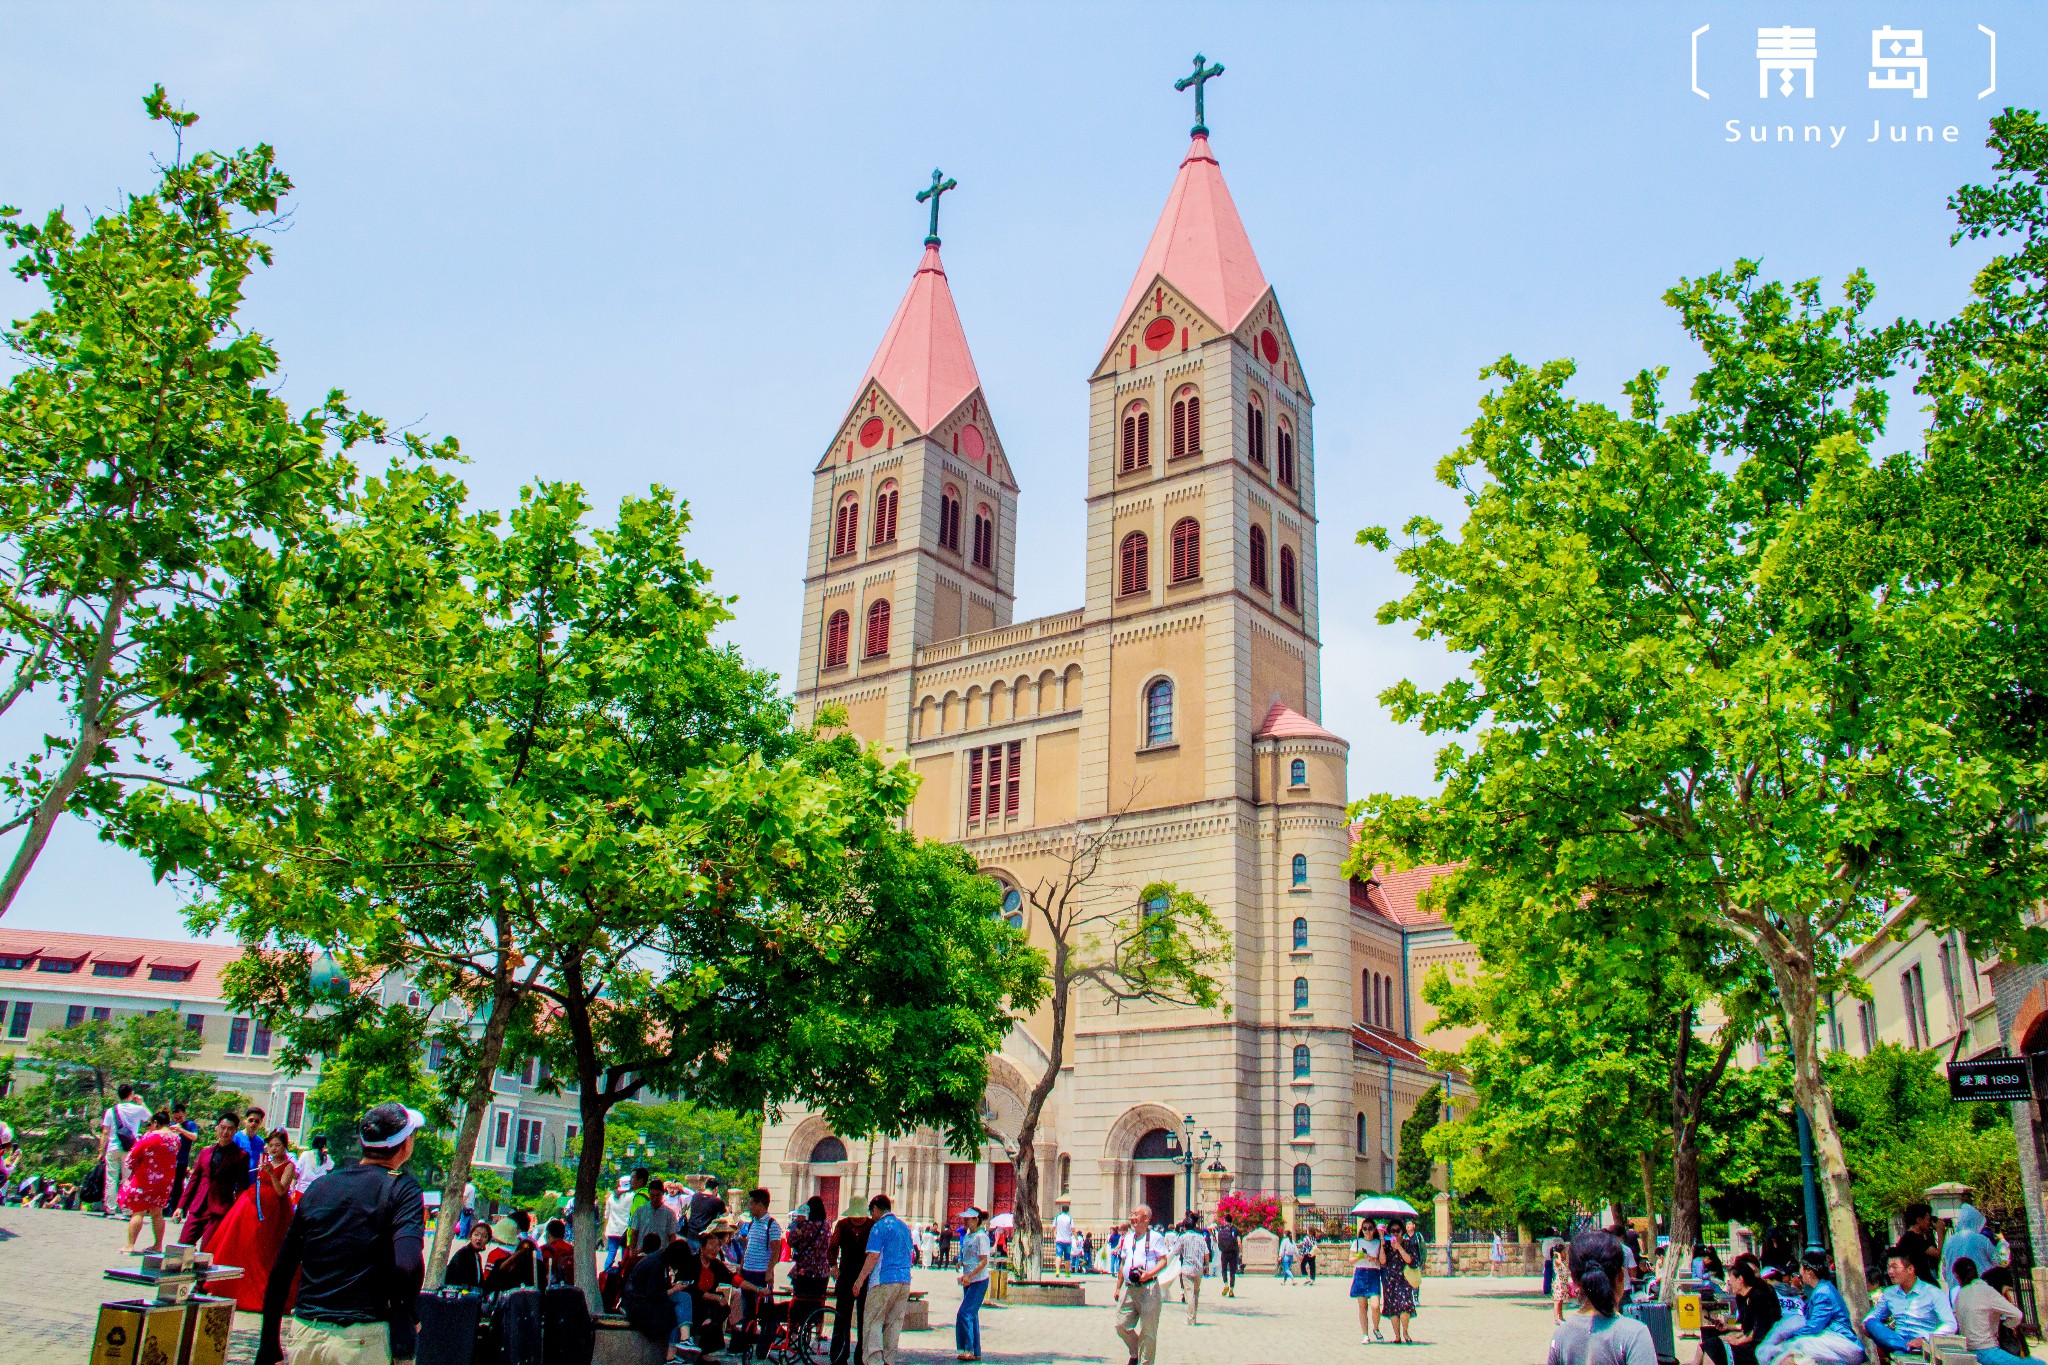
[1396, 1081, 1443, 1224]
[1350, 117, 2048, 1307]
[595, 1100, 761, 1192]
[0, 87, 446, 920]
[0, 1013, 239, 1167]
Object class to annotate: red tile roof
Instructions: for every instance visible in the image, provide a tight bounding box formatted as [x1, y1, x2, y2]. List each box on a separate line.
[1110, 133, 1269, 347]
[0, 927, 237, 1002]
[1254, 701, 1345, 743]
[1352, 1022, 1431, 1067]
[856, 242, 984, 434]
[1348, 862, 1459, 928]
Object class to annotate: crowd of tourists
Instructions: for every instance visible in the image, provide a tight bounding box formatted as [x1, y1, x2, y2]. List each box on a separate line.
[1541, 1200, 2032, 1365]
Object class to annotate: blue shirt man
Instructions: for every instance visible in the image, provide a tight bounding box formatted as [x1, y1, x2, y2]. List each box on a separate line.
[1863, 1249, 1956, 1356]
[236, 1111, 267, 1176]
[865, 1207, 914, 1286]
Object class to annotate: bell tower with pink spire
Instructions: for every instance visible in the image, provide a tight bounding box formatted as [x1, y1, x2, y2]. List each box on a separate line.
[795, 172, 1018, 745]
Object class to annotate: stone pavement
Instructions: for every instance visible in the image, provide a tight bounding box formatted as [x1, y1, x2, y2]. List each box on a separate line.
[0, 1203, 1565, 1364]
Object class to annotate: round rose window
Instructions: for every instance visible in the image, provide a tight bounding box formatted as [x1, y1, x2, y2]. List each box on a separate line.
[1260, 329, 1280, 364]
[1143, 317, 1176, 352]
[858, 417, 885, 448]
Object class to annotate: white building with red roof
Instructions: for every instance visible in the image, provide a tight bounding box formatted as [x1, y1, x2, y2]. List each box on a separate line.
[0, 927, 580, 1173]
[764, 74, 1460, 1230]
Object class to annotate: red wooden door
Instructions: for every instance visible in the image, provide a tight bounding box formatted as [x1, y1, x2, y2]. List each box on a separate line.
[1143, 1173, 1177, 1221]
[816, 1175, 840, 1222]
[946, 1163, 977, 1223]
[991, 1163, 1016, 1216]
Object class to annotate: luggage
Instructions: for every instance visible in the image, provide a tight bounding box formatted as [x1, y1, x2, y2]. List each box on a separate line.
[1623, 1300, 1676, 1363]
[493, 1288, 544, 1365]
[540, 1285, 594, 1365]
[417, 1291, 482, 1365]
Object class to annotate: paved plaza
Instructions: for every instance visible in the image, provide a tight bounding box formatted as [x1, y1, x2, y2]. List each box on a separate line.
[0, 1203, 1565, 1364]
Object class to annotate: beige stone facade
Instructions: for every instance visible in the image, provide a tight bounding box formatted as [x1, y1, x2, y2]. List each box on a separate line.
[763, 135, 1452, 1231]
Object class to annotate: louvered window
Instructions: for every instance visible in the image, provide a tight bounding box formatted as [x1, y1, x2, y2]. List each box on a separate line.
[832, 494, 860, 558]
[1277, 421, 1296, 487]
[1248, 398, 1266, 467]
[1171, 390, 1200, 459]
[940, 486, 962, 552]
[966, 740, 1023, 825]
[863, 599, 891, 657]
[1169, 517, 1200, 583]
[872, 483, 898, 545]
[1280, 545, 1299, 610]
[824, 609, 850, 669]
[1119, 531, 1149, 597]
[972, 505, 994, 568]
[1121, 405, 1151, 473]
[1249, 523, 1268, 590]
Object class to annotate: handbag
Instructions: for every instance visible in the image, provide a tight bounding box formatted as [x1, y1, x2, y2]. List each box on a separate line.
[1403, 1264, 1422, 1288]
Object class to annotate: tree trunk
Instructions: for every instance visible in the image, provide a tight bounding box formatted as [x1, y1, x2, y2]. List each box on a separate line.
[424, 968, 520, 1290]
[1768, 942, 1871, 1317]
[1661, 1126, 1702, 1305]
[1009, 969, 1069, 1284]
[571, 1071, 613, 1314]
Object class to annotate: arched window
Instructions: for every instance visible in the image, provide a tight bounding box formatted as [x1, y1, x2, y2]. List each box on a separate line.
[872, 480, 899, 545]
[863, 598, 891, 658]
[1121, 402, 1152, 473]
[1357, 1112, 1368, 1154]
[1248, 522, 1269, 591]
[1277, 417, 1296, 487]
[972, 503, 995, 568]
[1247, 394, 1267, 467]
[1290, 758, 1306, 786]
[1293, 976, 1309, 1009]
[810, 1136, 848, 1163]
[405, 990, 423, 1011]
[1292, 916, 1308, 950]
[1293, 1163, 1313, 1198]
[1059, 1154, 1072, 1195]
[1293, 1044, 1311, 1078]
[1170, 517, 1201, 583]
[1363, 970, 1374, 1022]
[999, 885, 1025, 930]
[1280, 544, 1299, 610]
[824, 609, 850, 669]
[1133, 1127, 1174, 1160]
[1293, 1102, 1311, 1138]
[1171, 387, 1201, 459]
[940, 485, 962, 552]
[1119, 531, 1149, 597]
[1291, 853, 1308, 887]
[1144, 677, 1174, 747]
[832, 492, 860, 558]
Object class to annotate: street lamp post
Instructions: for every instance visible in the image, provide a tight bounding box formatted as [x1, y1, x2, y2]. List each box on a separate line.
[1795, 1105, 1826, 1257]
[1163, 1113, 1224, 1223]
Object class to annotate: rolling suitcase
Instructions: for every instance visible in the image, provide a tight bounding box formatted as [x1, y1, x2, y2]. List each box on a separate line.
[1624, 1300, 1676, 1363]
[493, 1288, 545, 1365]
[540, 1284, 594, 1365]
[416, 1291, 482, 1365]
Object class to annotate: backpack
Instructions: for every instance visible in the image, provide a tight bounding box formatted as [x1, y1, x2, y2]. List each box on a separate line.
[112, 1104, 141, 1151]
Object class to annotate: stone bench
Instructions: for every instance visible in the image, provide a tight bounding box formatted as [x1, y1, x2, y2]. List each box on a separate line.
[1006, 1280, 1088, 1307]
[592, 1314, 665, 1365]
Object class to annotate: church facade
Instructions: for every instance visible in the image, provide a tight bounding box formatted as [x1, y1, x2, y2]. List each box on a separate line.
[761, 107, 1463, 1230]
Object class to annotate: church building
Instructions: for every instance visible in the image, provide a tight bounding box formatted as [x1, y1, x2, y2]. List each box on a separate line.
[762, 76, 1467, 1229]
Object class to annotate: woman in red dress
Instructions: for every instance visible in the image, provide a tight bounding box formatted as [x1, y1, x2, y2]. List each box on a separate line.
[118, 1110, 181, 1255]
[203, 1128, 297, 1312]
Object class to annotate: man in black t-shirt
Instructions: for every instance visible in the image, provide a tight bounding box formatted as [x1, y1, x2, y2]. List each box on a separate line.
[257, 1102, 428, 1365]
[1896, 1201, 1940, 1283]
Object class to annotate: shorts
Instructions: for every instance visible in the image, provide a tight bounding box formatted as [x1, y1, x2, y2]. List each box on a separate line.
[1350, 1267, 1383, 1298]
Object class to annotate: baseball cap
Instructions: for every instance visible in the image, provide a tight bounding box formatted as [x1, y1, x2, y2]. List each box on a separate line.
[359, 1102, 426, 1149]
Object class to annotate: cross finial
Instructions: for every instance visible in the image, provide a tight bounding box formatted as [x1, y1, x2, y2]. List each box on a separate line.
[1174, 53, 1225, 136]
[916, 168, 957, 247]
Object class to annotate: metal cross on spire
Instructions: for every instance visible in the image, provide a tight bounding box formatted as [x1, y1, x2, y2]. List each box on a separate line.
[1175, 53, 1225, 136]
[916, 167, 957, 247]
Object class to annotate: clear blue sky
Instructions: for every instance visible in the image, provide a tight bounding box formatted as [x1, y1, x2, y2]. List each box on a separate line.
[1, 1, 2039, 940]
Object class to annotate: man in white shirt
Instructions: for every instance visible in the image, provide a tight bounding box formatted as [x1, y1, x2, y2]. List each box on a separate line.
[602, 1176, 635, 1271]
[1053, 1207, 1076, 1275]
[99, 1084, 150, 1218]
[1176, 1216, 1211, 1325]
[1115, 1203, 1173, 1365]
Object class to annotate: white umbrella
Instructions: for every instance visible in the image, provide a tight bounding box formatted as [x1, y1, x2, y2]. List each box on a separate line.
[1350, 1195, 1418, 1218]
[989, 1212, 1015, 1229]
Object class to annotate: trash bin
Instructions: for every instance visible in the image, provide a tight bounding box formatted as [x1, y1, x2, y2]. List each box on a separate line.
[991, 1262, 1010, 1302]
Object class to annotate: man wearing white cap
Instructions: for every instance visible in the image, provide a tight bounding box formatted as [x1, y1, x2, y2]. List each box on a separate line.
[257, 1101, 428, 1365]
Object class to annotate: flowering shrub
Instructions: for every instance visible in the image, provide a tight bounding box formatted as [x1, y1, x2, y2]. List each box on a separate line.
[1216, 1190, 1280, 1230]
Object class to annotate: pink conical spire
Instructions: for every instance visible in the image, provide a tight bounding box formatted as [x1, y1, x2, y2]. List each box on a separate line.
[858, 243, 983, 433]
[1110, 133, 1269, 345]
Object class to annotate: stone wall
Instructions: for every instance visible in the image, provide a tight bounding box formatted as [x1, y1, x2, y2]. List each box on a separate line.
[1424, 1241, 1542, 1276]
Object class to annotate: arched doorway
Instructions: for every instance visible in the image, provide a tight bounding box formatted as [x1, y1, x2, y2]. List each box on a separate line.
[809, 1136, 847, 1220]
[1133, 1127, 1178, 1221]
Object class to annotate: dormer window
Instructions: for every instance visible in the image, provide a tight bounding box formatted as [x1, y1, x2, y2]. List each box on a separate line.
[92, 960, 138, 978]
[148, 962, 197, 983]
[1121, 402, 1152, 473]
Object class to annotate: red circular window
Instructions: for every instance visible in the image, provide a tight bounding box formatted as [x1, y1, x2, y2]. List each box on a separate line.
[957, 424, 985, 462]
[1143, 317, 1176, 352]
[1260, 329, 1280, 364]
[858, 417, 884, 449]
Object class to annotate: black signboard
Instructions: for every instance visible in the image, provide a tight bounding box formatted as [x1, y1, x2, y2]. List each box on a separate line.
[1949, 1056, 2032, 1103]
